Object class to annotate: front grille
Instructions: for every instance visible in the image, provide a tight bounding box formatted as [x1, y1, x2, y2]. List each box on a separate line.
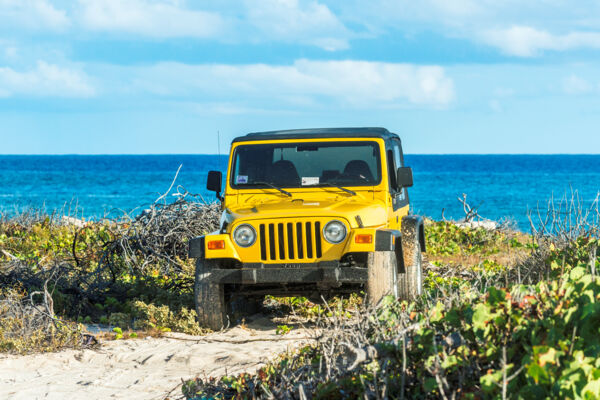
[259, 221, 323, 261]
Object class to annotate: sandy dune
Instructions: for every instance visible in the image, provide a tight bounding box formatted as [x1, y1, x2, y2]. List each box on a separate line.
[0, 315, 312, 400]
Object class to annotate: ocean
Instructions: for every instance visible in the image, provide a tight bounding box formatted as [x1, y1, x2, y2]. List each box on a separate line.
[1, 154, 599, 231]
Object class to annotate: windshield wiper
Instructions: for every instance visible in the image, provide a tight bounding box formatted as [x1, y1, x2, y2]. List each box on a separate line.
[251, 181, 292, 197]
[319, 183, 356, 196]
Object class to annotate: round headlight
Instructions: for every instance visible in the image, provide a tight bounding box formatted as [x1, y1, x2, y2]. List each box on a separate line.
[233, 224, 256, 247]
[323, 220, 347, 244]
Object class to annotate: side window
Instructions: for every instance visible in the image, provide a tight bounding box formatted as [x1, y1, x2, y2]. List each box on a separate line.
[393, 142, 403, 169]
[392, 141, 407, 201]
[387, 149, 397, 191]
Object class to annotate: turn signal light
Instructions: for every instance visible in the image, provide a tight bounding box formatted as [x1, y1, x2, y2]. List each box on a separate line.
[207, 240, 225, 250]
[355, 234, 373, 244]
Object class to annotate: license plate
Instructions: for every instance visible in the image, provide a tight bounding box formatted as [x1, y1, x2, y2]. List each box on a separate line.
[282, 263, 303, 269]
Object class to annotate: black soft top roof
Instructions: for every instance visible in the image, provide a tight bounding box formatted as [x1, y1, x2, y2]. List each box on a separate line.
[232, 127, 399, 143]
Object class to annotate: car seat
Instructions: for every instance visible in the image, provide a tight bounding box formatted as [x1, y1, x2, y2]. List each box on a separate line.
[343, 160, 374, 182]
[270, 160, 300, 186]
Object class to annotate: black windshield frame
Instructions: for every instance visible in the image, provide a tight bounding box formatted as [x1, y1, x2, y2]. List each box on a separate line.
[229, 140, 382, 190]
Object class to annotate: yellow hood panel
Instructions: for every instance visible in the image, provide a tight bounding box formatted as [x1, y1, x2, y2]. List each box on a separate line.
[226, 195, 387, 229]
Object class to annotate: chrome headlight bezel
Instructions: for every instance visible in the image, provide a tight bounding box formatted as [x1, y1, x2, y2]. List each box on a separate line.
[233, 224, 257, 247]
[322, 220, 347, 244]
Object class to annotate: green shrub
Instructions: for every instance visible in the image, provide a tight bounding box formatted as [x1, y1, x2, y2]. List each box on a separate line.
[131, 300, 206, 335]
[108, 312, 130, 329]
[182, 232, 600, 399]
[425, 220, 518, 256]
[0, 289, 84, 354]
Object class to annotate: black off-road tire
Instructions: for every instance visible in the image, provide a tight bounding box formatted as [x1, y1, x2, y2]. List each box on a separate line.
[194, 258, 227, 330]
[366, 250, 399, 306]
[398, 231, 423, 300]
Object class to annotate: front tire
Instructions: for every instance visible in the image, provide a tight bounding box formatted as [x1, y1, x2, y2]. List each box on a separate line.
[366, 251, 399, 306]
[194, 258, 227, 330]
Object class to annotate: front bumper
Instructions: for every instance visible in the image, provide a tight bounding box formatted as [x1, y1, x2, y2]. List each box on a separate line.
[208, 263, 368, 284]
[188, 227, 395, 263]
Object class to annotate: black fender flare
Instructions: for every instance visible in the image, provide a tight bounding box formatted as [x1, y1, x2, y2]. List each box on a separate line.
[373, 228, 404, 273]
[188, 235, 205, 259]
[373, 217, 426, 254]
[373, 216, 426, 274]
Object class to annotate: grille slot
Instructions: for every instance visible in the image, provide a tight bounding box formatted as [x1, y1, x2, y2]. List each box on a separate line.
[296, 222, 304, 259]
[315, 221, 322, 258]
[277, 223, 285, 259]
[287, 223, 294, 259]
[259, 221, 323, 261]
[305, 222, 313, 258]
[268, 224, 276, 260]
[259, 224, 267, 260]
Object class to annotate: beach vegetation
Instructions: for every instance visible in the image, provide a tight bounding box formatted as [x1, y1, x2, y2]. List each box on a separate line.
[0, 190, 219, 353]
[181, 194, 600, 399]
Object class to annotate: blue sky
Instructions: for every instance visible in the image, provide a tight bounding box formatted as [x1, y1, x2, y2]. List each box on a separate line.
[1, 0, 600, 154]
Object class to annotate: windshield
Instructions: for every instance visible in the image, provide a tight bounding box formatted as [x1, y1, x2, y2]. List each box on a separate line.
[230, 141, 381, 189]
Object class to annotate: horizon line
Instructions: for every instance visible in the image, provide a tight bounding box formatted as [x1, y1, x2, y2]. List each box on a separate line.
[1, 153, 600, 156]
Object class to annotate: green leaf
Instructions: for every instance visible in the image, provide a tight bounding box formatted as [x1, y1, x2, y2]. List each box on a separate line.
[581, 303, 600, 320]
[528, 362, 550, 384]
[582, 378, 600, 399]
[564, 305, 579, 324]
[441, 355, 460, 370]
[487, 286, 506, 305]
[472, 303, 493, 332]
[444, 308, 462, 327]
[429, 301, 445, 323]
[424, 378, 438, 393]
[480, 370, 502, 393]
[570, 266, 587, 281]
[538, 347, 561, 367]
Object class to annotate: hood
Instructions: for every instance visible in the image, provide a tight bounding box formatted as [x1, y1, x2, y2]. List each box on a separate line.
[225, 196, 387, 228]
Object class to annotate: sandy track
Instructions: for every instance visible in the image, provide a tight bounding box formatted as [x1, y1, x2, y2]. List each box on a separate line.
[0, 315, 311, 400]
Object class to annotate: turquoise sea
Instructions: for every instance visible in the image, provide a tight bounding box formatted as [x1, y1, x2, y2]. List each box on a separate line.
[0, 155, 599, 230]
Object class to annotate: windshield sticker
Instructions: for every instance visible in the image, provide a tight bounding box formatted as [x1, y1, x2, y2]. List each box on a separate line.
[301, 177, 319, 186]
[236, 175, 248, 184]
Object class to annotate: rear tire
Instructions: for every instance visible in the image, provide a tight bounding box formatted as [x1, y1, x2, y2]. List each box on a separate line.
[366, 251, 399, 306]
[194, 258, 227, 330]
[398, 234, 423, 300]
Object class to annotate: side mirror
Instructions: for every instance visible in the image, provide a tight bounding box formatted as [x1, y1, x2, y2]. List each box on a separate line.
[207, 170, 223, 200]
[397, 167, 413, 188]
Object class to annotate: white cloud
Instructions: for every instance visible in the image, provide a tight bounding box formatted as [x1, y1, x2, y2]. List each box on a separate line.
[0, 61, 95, 97]
[562, 74, 594, 94]
[339, 1, 600, 57]
[427, 0, 482, 18]
[244, 0, 350, 50]
[481, 26, 600, 57]
[489, 99, 502, 112]
[1, 0, 350, 49]
[78, 0, 224, 38]
[4, 46, 17, 59]
[130, 59, 454, 108]
[0, 0, 69, 31]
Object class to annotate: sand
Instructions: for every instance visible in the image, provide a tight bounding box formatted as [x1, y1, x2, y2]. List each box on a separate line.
[0, 315, 312, 400]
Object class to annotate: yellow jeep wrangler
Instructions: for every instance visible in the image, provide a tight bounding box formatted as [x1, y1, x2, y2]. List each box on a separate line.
[189, 128, 425, 329]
